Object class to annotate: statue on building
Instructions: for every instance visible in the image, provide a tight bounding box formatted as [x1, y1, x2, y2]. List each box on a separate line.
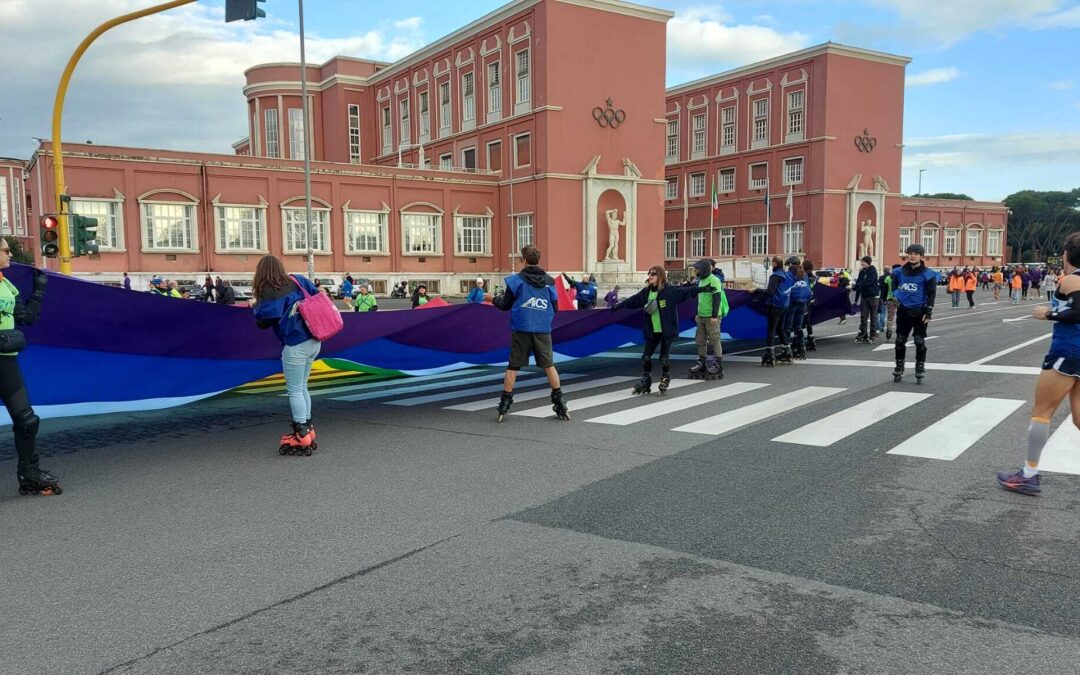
[859, 219, 876, 260]
[603, 208, 625, 261]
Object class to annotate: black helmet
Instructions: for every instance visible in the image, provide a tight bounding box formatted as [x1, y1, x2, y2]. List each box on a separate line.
[785, 256, 801, 267]
[905, 243, 926, 256]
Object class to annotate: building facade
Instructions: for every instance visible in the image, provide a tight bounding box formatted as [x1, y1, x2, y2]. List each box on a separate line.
[0, 158, 33, 255]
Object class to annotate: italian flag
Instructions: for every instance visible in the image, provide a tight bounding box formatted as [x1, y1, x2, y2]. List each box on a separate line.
[710, 175, 719, 219]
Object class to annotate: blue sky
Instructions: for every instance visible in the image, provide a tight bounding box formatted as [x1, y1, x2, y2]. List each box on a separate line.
[2, 0, 1077, 201]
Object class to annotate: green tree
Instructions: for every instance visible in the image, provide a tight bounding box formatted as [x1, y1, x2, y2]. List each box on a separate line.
[1004, 188, 1080, 262]
[909, 192, 975, 200]
[3, 236, 35, 265]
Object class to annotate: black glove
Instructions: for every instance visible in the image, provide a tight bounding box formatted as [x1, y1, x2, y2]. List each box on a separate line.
[0, 330, 27, 353]
[33, 269, 48, 294]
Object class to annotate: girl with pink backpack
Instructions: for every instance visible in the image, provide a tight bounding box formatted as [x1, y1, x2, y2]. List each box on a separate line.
[251, 255, 342, 456]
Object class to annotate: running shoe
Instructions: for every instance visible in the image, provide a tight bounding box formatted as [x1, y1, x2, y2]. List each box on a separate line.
[996, 470, 1041, 495]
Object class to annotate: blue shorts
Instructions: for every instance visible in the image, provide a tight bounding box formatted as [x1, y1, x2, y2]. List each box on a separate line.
[1042, 355, 1080, 378]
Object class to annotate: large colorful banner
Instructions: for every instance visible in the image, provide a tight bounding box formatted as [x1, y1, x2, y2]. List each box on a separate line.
[5, 264, 852, 420]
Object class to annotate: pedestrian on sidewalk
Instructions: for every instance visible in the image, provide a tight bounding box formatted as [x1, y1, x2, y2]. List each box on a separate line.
[340, 276, 354, 310]
[250, 255, 321, 456]
[1021, 266, 1032, 300]
[615, 265, 712, 394]
[992, 267, 1004, 301]
[998, 234, 1080, 495]
[488, 245, 569, 422]
[1011, 269, 1023, 304]
[1045, 270, 1058, 302]
[123, 272, 131, 291]
[853, 255, 880, 343]
[1030, 266, 1043, 298]
[947, 269, 962, 308]
[963, 268, 977, 308]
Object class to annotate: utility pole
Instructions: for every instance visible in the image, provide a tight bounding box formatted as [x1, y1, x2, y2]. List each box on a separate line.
[917, 169, 926, 196]
[299, 0, 315, 280]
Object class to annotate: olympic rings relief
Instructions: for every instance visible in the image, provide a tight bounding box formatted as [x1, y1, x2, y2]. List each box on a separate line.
[593, 98, 626, 129]
[854, 128, 877, 153]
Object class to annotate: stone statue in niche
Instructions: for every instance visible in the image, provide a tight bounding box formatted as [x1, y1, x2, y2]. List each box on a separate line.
[858, 219, 876, 260]
[603, 209, 625, 261]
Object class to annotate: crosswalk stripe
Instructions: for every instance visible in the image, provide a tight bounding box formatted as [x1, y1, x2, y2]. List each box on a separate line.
[386, 373, 585, 406]
[444, 376, 637, 412]
[512, 378, 702, 418]
[332, 372, 514, 402]
[772, 392, 932, 446]
[1037, 421, 1080, 475]
[872, 336, 939, 352]
[887, 397, 1024, 460]
[587, 382, 771, 426]
[672, 387, 846, 436]
[309, 368, 485, 398]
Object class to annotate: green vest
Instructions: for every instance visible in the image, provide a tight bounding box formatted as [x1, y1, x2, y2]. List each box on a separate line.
[647, 290, 661, 333]
[417, 295, 429, 306]
[355, 293, 377, 312]
[696, 275, 728, 318]
[0, 277, 18, 332]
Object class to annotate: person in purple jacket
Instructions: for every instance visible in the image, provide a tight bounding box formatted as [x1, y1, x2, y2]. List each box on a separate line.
[604, 286, 620, 309]
[1030, 266, 1043, 298]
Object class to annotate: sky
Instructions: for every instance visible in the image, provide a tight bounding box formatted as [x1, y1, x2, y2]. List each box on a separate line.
[1, 0, 1078, 202]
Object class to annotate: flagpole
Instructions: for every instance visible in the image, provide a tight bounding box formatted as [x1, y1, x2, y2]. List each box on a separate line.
[682, 172, 688, 269]
[708, 174, 714, 258]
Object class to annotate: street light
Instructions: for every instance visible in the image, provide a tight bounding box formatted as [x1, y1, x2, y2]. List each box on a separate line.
[917, 169, 927, 196]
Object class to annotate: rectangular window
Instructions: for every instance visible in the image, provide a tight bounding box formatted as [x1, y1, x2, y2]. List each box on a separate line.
[690, 172, 705, 197]
[215, 205, 264, 252]
[750, 163, 768, 190]
[288, 107, 306, 160]
[0, 176, 8, 235]
[462, 72, 475, 124]
[403, 213, 441, 254]
[988, 230, 1002, 256]
[13, 181, 22, 236]
[418, 91, 430, 138]
[399, 98, 410, 146]
[692, 113, 706, 157]
[719, 227, 735, 256]
[487, 61, 501, 114]
[70, 199, 122, 250]
[348, 104, 361, 164]
[439, 81, 451, 132]
[783, 157, 803, 185]
[346, 210, 387, 254]
[515, 49, 531, 107]
[665, 232, 678, 259]
[752, 98, 768, 145]
[282, 207, 329, 253]
[142, 202, 195, 251]
[921, 228, 937, 256]
[381, 106, 392, 154]
[899, 227, 914, 253]
[721, 105, 736, 150]
[944, 229, 959, 256]
[690, 230, 706, 258]
[783, 222, 803, 254]
[666, 119, 679, 161]
[455, 215, 490, 255]
[264, 108, 280, 158]
[787, 90, 804, 138]
[516, 213, 534, 249]
[750, 224, 768, 256]
[719, 168, 735, 193]
[966, 229, 981, 256]
[514, 133, 531, 168]
[252, 112, 260, 156]
[487, 140, 502, 172]
[439, 153, 452, 170]
[665, 176, 678, 201]
[462, 147, 476, 170]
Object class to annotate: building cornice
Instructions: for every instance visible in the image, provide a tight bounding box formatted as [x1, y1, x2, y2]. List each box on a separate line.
[899, 198, 1008, 209]
[665, 42, 912, 97]
[553, 0, 674, 22]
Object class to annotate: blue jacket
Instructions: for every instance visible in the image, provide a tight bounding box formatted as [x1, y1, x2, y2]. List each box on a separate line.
[575, 282, 597, 308]
[892, 263, 938, 313]
[615, 283, 705, 340]
[466, 287, 486, 304]
[253, 275, 318, 346]
[768, 269, 793, 308]
[790, 274, 813, 303]
[494, 266, 559, 333]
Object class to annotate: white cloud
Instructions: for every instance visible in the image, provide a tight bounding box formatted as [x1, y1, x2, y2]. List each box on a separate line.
[1026, 4, 1080, 28]
[0, 0, 426, 156]
[905, 68, 960, 87]
[869, 0, 1069, 46]
[903, 131, 1080, 169]
[667, 6, 810, 75]
[1049, 80, 1075, 90]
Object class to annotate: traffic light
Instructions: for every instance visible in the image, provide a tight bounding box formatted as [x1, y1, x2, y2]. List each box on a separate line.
[40, 215, 59, 258]
[72, 214, 99, 257]
[225, 0, 266, 22]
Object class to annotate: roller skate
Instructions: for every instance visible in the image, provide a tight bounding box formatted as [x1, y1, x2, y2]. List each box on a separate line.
[496, 391, 514, 422]
[688, 357, 707, 380]
[761, 347, 775, 368]
[550, 388, 571, 420]
[885, 330, 892, 341]
[279, 421, 316, 456]
[854, 332, 870, 344]
[805, 335, 817, 352]
[915, 361, 925, 385]
[776, 345, 794, 365]
[17, 465, 62, 496]
[792, 343, 807, 360]
[658, 375, 671, 395]
[869, 333, 878, 344]
[705, 356, 723, 380]
[892, 359, 904, 383]
[632, 375, 652, 395]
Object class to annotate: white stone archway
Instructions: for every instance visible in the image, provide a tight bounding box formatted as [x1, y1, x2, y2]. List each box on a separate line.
[845, 174, 888, 269]
[581, 156, 641, 283]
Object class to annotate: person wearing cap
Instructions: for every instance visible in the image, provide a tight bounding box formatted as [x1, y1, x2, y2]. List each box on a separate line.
[852, 255, 880, 343]
[411, 284, 430, 308]
[148, 277, 168, 296]
[891, 244, 938, 383]
[466, 278, 486, 304]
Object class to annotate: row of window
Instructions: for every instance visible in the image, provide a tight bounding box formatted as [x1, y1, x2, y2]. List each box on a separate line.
[666, 90, 805, 163]
[898, 227, 1003, 257]
[666, 158, 803, 200]
[69, 199, 535, 257]
[257, 106, 308, 161]
[380, 49, 531, 156]
[431, 132, 531, 172]
[664, 223, 804, 259]
[0, 175, 25, 237]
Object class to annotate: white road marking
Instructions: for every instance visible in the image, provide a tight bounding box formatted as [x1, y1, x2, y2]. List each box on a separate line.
[672, 387, 845, 436]
[1038, 421, 1080, 475]
[307, 368, 485, 398]
[594, 352, 1042, 375]
[386, 374, 584, 406]
[1002, 316, 1031, 323]
[773, 392, 932, 446]
[872, 336, 939, 352]
[444, 376, 637, 412]
[512, 379, 702, 418]
[587, 382, 770, 426]
[332, 372, 515, 402]
[968, 333, 1051, 365]
[887, 397, 1025, 460]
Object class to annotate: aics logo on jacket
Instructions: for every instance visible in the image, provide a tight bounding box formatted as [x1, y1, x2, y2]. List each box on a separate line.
[899, 282, 920, 292]
[522, 297, 550, 311]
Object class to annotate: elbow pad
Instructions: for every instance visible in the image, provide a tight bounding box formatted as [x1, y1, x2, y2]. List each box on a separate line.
[0, 329, 27, 353]
[1047, 292, 1080, 323]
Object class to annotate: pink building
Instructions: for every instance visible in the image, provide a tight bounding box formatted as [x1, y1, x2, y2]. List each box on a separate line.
[897, 198, 1008, 269]
[0, 158, 34, 255]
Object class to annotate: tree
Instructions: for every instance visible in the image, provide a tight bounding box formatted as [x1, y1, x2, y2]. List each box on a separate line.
[1004, 188, 1080, 262]
[909, 192, 975, 201]
[3, 236, 35, 265]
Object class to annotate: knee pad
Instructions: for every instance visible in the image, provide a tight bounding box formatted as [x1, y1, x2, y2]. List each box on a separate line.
[913, 335, 926, 348]
[660, 355, 670, 371]
[13, 410, 39, 439]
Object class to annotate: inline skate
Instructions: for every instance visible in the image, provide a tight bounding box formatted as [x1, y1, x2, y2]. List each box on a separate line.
[915, 361, 926, 385]
[761, 347, 775, 368]
[688, 357, 707, 380]
[632, 375, 652, 395]
[806, 335, 817, 352]
[658, 375, 671, 395]
[892, 359, 905, 383]
[496, 391, 514, 422]
[550, 388, 571, 420]
[279, 421, 316, 456]
[776, 345, 794, 365]
[705, 356, 723, 380]
[17, 465, 62, 496]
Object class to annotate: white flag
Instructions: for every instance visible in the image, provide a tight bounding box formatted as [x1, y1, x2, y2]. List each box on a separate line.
[786, 186, 793, 226]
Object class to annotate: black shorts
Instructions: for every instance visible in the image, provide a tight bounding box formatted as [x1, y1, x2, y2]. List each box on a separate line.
[1042, 355, 1080, 378]
[508, 331, 554, 370]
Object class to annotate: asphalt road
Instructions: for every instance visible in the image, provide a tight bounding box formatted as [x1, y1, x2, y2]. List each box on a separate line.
[3, 289, 1079, 674]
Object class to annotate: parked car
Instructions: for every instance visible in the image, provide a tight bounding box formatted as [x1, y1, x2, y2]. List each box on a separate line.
[316, 278, 338, 297]
[179, 284, 207, 300]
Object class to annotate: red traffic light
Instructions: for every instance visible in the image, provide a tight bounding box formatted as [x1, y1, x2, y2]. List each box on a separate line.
[42, 215, 58, 230]
[41, 215, 60, 257]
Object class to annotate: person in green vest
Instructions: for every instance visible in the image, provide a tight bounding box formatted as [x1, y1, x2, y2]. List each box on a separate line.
[690, 258, 728, 380]
[149, 277, 168, 295]
[0, 245, 58, 495]
[354, 284, 378, 312]
[879, 263, 900, 340]
[411, 284, 429, 308]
